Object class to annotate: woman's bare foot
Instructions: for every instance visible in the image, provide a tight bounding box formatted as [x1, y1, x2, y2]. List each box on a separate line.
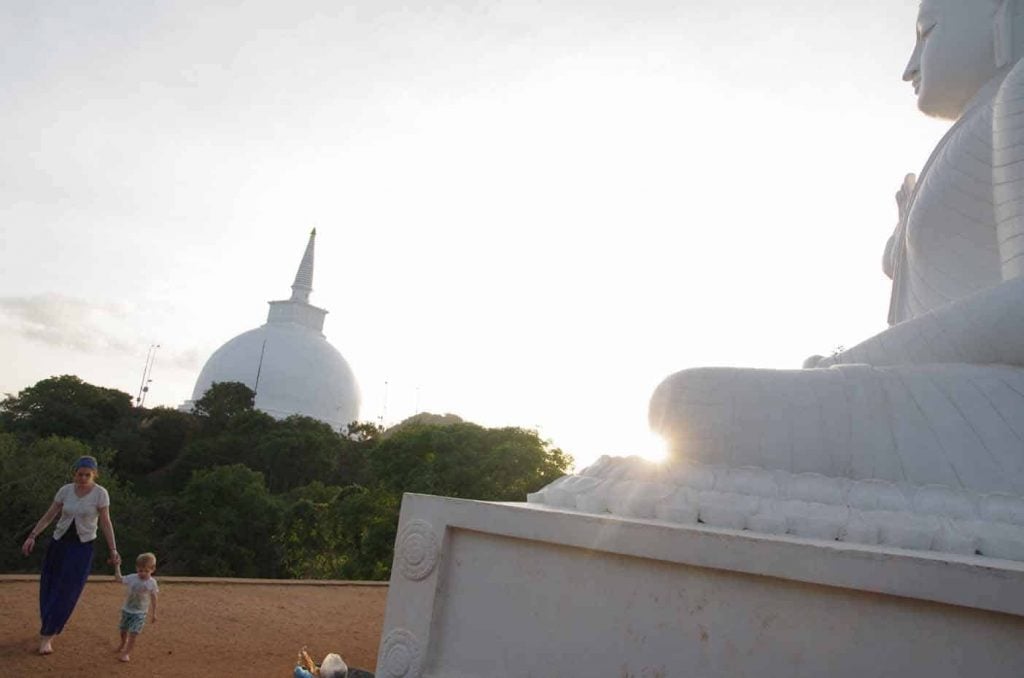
[38, 638, 53, 655]
[118, 654, 131, 662]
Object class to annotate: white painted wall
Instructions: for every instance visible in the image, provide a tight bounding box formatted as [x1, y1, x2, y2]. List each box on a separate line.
[377, 495, 1024, 678]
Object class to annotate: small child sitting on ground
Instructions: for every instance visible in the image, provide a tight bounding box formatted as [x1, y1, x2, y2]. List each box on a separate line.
[113, 552, 159, 662]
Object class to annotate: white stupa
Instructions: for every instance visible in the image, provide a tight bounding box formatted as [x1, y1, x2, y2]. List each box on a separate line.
[187, 229, 360, 429]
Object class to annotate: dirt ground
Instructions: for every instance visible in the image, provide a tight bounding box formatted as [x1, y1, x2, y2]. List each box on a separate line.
[0, 576, 388, 677]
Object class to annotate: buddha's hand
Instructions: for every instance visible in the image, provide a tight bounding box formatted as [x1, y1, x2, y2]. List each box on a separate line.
[803, 354, 826, 368]
[884, 172, 917, 279]
[896, 173, 916, 225]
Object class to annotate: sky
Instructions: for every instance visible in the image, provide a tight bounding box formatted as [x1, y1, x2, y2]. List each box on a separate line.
[1, 0, 946, 470]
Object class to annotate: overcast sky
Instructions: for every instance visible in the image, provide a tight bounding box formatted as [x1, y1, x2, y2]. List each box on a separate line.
[1, 0, 944, 468]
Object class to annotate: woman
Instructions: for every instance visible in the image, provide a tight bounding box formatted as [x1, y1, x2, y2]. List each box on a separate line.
[21, 455, 121, 655]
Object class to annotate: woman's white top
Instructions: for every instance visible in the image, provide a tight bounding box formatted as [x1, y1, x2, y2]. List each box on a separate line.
[52, 483, 110, 542]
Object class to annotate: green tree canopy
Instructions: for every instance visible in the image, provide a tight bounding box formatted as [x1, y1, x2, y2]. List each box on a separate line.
[369, 423, 572, 501]
[166, 464, 282, 578]
[0, 375, 133, 443]
[0, 375, 578, 581]
[192, 381, 255, 430]
[251, 415, 344, 493]
[164, 409, 277, 489]
[137, 407, 198, 475]
[276, 481, 344, 579]
[328, 484, 400, 581]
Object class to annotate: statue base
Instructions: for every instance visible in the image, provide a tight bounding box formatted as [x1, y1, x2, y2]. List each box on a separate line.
[377, 493, 1024, 678]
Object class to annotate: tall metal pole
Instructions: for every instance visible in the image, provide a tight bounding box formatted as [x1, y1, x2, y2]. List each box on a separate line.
[139, 344, 160, 408]
[136, 344, 157, 406]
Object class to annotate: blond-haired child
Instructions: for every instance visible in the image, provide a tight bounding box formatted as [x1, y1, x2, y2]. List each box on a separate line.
[114, 552, 159, 662]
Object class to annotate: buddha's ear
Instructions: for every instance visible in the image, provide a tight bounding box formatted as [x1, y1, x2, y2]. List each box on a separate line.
[996, 0, 1024, 68]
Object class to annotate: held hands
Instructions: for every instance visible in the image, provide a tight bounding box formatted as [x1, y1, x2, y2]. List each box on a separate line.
[884, 172, 918, 281]
[896, 173, 916, 225]
[108, 550, 122, 567]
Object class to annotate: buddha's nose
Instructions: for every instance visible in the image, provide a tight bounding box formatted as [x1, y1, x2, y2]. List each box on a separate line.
[903, 44, 921, 82]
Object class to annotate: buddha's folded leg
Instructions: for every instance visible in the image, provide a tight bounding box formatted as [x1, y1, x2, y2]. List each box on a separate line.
[649, 363, 1024, 496]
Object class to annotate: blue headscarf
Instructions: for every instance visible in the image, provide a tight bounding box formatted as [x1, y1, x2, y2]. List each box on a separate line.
[74, 456, 97, 470]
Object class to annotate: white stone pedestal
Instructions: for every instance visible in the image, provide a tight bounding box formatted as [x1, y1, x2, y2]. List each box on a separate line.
[376, 493, 1024, 678]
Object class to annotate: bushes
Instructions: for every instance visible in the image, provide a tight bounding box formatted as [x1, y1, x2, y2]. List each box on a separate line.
[1, 376, 573, 579]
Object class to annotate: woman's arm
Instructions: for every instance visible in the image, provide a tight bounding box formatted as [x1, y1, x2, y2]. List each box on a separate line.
[98, 505, 121, 566]
[21, 501, 62, 556]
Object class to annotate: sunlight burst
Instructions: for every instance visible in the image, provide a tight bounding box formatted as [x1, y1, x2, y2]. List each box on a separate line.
[635, 430, 669, 463]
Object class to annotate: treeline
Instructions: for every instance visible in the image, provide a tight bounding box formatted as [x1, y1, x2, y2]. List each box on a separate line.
[1, 375, 572, 580]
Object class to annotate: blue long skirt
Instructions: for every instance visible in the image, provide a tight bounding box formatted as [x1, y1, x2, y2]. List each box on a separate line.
[39, 536, 94, 636]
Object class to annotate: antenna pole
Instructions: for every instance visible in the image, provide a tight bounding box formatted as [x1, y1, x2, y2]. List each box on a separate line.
[253, 338, 268, 398]
[136, 344, 159, 407]
[138, 344, 160, 408]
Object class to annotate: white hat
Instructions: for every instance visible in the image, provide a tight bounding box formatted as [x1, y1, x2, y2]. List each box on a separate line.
[319, 653, 348, 678]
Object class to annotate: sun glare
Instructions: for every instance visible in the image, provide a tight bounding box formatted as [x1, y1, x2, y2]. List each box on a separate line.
[635, 430, 669, 463]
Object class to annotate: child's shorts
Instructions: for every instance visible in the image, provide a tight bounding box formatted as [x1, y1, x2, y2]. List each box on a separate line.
[119, 610, 147, 634]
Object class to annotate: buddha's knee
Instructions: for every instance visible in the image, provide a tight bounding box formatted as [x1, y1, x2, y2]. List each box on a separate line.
[648, 367, 737, 442]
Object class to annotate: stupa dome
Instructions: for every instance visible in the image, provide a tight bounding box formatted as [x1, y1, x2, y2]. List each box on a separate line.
[188, 230, 360, 429]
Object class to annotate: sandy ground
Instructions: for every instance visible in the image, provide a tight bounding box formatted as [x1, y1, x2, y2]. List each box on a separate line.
[0, 576, 388, 677]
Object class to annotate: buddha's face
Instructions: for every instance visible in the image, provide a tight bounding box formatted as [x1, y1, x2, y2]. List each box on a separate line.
[903, 0, 997, 120]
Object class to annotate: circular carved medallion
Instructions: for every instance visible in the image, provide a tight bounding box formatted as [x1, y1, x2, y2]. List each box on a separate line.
[379, 628, 422, 678]
[396, 519, 439, 581]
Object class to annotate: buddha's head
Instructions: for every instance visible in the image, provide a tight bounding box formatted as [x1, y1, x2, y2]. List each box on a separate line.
[902, 0, 1009, 120]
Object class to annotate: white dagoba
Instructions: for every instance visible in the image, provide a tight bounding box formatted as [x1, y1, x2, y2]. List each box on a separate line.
[187, 230, 360, 429]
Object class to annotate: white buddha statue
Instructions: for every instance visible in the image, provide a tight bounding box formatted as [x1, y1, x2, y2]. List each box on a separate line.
[651, 0, 1024, 495]
[532, 0, 1024, 559]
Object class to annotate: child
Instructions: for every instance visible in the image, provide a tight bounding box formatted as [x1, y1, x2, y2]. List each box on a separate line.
[113, 552, 159, 662]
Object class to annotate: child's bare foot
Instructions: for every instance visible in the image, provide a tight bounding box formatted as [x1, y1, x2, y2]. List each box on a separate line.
[115, 645, 126, 654]
[118, 654, 130, 662]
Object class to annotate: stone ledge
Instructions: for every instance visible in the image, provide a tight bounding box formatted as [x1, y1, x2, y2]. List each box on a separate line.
[426, 493, 1024, 616]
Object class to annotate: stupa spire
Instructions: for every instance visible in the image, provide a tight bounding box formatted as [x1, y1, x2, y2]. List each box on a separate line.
[290, 228, 316, 303]
[267, 229, 326, 332]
